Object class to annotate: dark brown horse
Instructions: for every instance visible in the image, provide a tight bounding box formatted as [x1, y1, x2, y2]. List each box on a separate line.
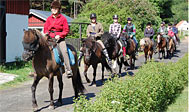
[22, 29, 85, 111]
[80, 37, 113, 86]
[139, 37, 154, 63]
[101, 32, 129, 75]
[120, 33, 136, 70]
[156, 33, 168, 59]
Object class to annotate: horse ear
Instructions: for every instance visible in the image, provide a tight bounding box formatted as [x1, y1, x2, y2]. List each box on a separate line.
[23, 29, 26, 32]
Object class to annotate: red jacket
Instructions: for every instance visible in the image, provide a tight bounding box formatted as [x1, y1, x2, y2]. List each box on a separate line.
[44, 14, 69, 38]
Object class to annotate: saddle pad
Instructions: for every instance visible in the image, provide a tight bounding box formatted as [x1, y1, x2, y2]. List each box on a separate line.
[53, 46, 75, 66]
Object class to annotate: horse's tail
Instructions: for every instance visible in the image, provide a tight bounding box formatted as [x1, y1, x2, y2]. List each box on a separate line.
[72, 68, 85, 96]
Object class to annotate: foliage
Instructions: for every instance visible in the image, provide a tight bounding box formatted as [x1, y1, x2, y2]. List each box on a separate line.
[169, 0, 188, 23]
[70, 0, 161, 40]
[74, 54, 188, 112]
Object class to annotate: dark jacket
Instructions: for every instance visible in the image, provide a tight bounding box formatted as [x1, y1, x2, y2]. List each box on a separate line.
[144, 28, 154, 38]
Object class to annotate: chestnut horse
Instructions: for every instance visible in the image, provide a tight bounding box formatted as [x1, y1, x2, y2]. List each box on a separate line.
[156, 33, 168, 59]
[139, 37, 154, 63]
[22, 29, 85, 111]
[168, 37, 175, 57]
[80, 37, 113, 86]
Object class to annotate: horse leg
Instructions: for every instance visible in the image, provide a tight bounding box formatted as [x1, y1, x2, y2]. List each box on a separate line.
[118, 58, 122, 75]
[84, 64, 90, 83]
[48, 73, 54, 109]
[31, 75, 42, 111]
[130, 56, 134, 70]
[145, 53, 147, 64]
[158, 47, 160, 59]
[90, 65, 97, 86]
[56, 72, 63, 105]
[101, 64, 105, 82]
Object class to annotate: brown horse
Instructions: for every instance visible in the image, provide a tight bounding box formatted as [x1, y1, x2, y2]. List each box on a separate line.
[101, 32, 129, 75]
[22, 29, 85, 111]
[156, 33, 168, 59]
[120, 33, 136, 70]
[168, 37, 175, 56]
[139, 37, 154, 63]
[80, 37, 113, 86]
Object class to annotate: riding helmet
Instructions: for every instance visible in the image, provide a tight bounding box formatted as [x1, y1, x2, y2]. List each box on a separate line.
[161, 21, 165, 25]
[113, 15, 118, 19]
[168, 23, 172, 26]
[127, 17, 132, 21]
[51, 1, 61, 9]
[90, 13, 97, 19]
[147, 22, 151, 26]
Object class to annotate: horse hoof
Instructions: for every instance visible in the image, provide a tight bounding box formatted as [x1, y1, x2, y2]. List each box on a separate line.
[33, 107, 38, 112]
[48, 105, 55, 110]
[86, 79, 91, 83]
[89, 83, 95, 86]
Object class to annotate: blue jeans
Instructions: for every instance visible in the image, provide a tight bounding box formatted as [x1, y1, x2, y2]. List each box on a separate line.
[132, 36, 138, 45]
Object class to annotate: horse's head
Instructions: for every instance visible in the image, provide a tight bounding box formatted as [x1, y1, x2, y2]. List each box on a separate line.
[22, 29, 41, 61]
[81, 37, 97, 61]
[157, 33, 162, 44]
[139, 38, 146, 51]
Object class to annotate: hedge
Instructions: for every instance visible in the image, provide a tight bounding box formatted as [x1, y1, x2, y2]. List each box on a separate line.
[74, 54, 188, 112]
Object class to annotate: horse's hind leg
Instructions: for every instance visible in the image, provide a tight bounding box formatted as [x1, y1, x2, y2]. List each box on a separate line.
[90, 65, 97, 86]
[48, 73, 55, 109]
[101, 64, 105, 82]
[84, 64, 90, 83]
[31, 75, 42, 111]
[56, 72, 63, 105]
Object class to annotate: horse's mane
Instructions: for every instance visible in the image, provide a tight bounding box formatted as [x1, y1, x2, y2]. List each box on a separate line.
[101, 32, 116, 47]
[33, 29, 48, 47]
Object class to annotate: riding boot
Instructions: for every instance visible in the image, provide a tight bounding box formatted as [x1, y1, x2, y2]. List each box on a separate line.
[102, 49, 112, 67]
[78, 51, 84, 66]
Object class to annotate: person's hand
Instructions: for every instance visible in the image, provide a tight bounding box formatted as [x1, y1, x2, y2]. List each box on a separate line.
[130, 35, 133, 38]
[55, 35, 60, 41]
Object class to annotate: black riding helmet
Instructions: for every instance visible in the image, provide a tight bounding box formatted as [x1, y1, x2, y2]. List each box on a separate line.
[90, 13, 97, 19]
[113, 15, 118, 19]
[127, 17, 132, 21]
[147, 22, 151, 26]
[168, 23, 172, 26]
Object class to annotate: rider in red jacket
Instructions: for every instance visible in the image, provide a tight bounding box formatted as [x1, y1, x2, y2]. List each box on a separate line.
[44, 1, 73, 78]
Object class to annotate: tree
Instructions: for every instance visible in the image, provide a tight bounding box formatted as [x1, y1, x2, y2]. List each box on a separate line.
[70, 0, 161, 40]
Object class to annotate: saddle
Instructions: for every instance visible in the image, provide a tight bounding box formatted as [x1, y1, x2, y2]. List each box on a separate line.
[47, 37, 75, 66]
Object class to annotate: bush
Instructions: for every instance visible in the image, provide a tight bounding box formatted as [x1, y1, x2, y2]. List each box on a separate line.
[74, 54, 188, 112]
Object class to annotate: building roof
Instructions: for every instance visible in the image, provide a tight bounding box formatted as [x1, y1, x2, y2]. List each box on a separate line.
[29, 9, 73, 23]
[176, 20, 186, 28]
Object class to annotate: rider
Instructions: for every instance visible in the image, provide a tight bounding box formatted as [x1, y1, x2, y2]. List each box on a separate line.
[44, 1, 73, 78]
[78, 13, 112, 67]
[144, 22, 155, 51]
[158, 22, 168, 43]
[123, 17, 138, 56]
[167, 23, 177, 44]
[109, 15, 124, 54]
[172, 23, 180, 44]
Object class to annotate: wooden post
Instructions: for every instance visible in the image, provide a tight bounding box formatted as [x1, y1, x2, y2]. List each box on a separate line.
[79, 24, 82, 49]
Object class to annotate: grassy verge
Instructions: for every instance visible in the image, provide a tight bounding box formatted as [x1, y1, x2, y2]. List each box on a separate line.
[166, 86, 188, 112]
[74, 54, 188, 112]
[0, 61, 33, 89]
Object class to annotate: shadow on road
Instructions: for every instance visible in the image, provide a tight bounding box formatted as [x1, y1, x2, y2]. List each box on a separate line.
[37, 93, 95, 111]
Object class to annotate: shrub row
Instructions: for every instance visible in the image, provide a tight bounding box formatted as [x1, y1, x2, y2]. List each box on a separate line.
[74, 54, 188, 112]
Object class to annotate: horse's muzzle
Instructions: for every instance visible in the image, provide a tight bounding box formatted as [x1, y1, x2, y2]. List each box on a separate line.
[22, 50, 34, 61]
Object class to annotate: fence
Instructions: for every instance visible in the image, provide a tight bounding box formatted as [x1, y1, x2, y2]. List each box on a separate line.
[65, 38, 81, 51]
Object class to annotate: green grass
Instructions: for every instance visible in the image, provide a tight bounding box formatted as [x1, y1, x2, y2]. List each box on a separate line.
[166, 86, 188, 112]
[0, 61, 33, 89]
